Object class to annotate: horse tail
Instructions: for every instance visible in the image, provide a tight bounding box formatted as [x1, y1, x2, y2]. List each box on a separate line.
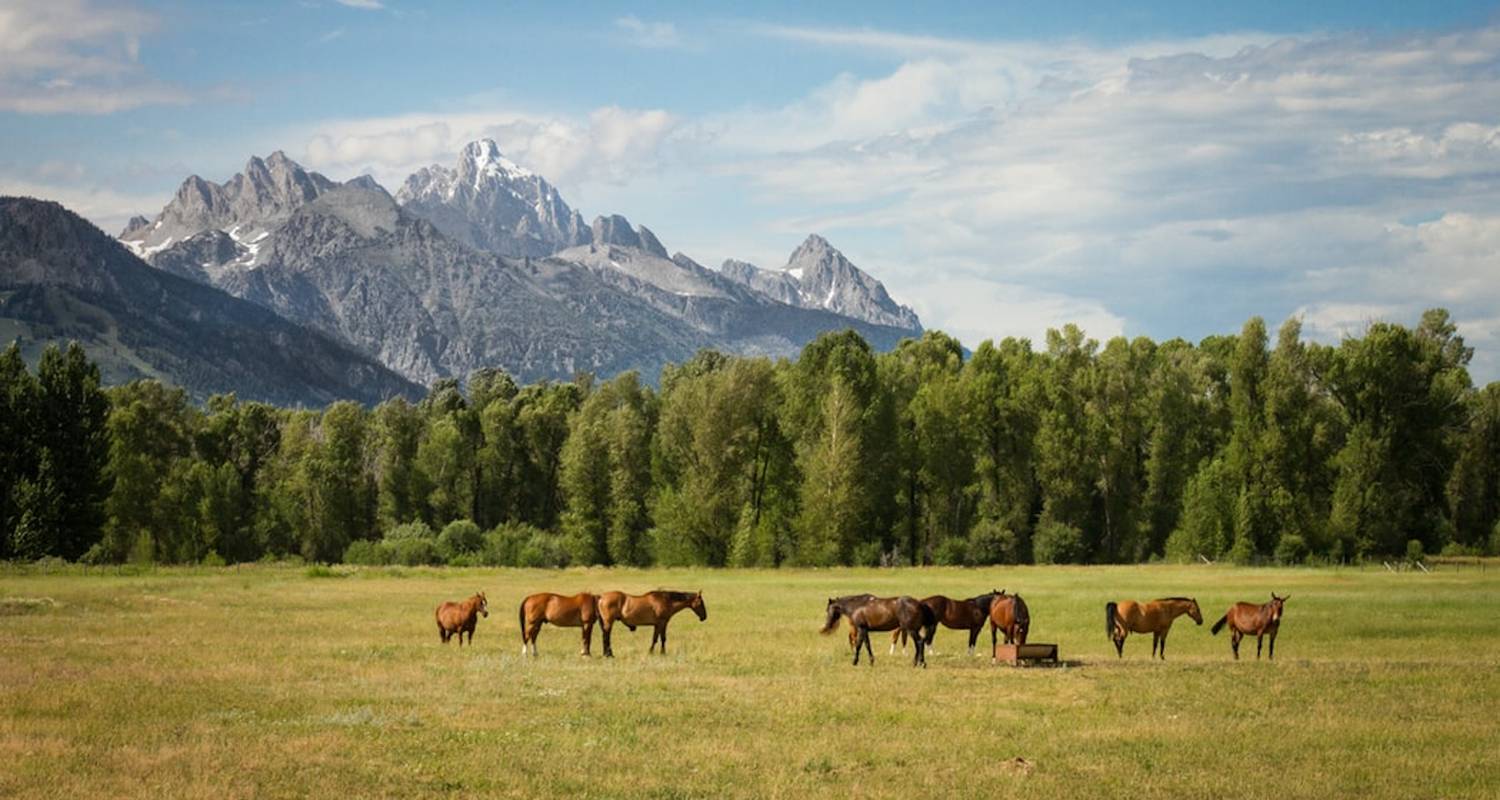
[1211, 614, 1228, 636]
[921, 602, 938, 644]
[518, 600, 527, 642]
[819, 604, 844, 635]
[1105, 601, 1117, 638]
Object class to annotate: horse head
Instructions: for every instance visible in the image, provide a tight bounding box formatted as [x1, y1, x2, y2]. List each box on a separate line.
[819, 598, 844, 634]
[1188, 597, 1203, 625]
[1269, 593, 1287, 621]
[477, 591, 489, 618]
[691, 590, 707, 621]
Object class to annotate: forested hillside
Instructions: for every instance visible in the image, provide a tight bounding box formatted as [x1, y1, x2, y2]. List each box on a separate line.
[3, 310, 1497, 566]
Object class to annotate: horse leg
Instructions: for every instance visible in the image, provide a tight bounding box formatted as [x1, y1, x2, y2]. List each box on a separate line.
[890, 629, 901, 656]
[1159, 632, 1167, 661]
[853, 626, 864, 666]
[1114, 630, 1124, 658]
[1231, 629, 1241, 660]
[864, 628, 875, 666]
[968, 627, 980, 657]
[602, 621, 613, 658]
[659, 624, 668, 655]
[1256, 633, 1263, 660]
[913, 632, 925, 668]
[991, 623, 998, 664]
[1269, 631, 1277, 661]
[581, 621, 594, 657]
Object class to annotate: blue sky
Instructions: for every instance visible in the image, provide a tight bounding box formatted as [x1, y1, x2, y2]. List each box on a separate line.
[4, 0, 1500, 380]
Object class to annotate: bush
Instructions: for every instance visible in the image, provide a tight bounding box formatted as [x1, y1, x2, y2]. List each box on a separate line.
[343, 539, 387, 566]
[1273, 534, 1309, 565]
[477, 523, 537, 566]
[967, 519, 1020, 565]
[1439, 541, 1481, 557]
[390, 537, 442, 566]
[1405, 539, 1425, 564]
[933, 537, 969, 566]
[1032, 519, 1084, 564]
[201, 551, 227, 567]
[517, 531, 570, 568]
[385, 520, 435, 540]
[438, 520, 484, 562]
[852, 540, 885, 568]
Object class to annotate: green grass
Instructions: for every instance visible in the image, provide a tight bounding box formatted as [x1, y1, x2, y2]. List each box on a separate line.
[2, 563, 1498, 798]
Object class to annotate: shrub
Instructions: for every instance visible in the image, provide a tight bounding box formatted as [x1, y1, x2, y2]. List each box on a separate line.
[343, 539, 387, 566]
[1032, 519, 1084, 564]
[851, 540, 885, 568]
[1405, 539, 1425, 564]
[478, 523, 539, 566]
[967, 518, 1020, 565]
[1273, 534, 1309, 565]
[933, 537, 969, 567]
[201, 551, 227, 568]
[385, 520, 435, 541]
[438, 520, 484, 562]
[390, 537, 442, 566]
[517, 531, 570, 568]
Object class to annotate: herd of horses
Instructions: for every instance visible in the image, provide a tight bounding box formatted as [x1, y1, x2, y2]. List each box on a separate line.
[435, 587, 1290, 666]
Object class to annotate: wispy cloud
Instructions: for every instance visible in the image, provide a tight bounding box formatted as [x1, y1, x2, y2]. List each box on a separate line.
[615, 15, 682, 49]
[0, 0, 191, 114]
[334, 0, 383, 10]
[317, 28, 346, 44]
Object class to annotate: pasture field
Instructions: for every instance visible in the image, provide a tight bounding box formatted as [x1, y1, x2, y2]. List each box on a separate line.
[2, 563, 1499, 799]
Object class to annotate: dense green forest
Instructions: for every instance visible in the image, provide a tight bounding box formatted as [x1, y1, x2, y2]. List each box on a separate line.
[3, 310, 1498, 567]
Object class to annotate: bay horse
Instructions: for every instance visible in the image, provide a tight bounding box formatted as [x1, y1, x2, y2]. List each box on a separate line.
[821, 595, 934, 667]
[1105, 597, 1203, 659]
[1211, 593, 1288, 660]
[890, 590, 1005, 657]
[519, 592, 598, 657]
[435, 591, 488, 646]
[989, 593, 1030, 662]
[597, 590, 707, 657]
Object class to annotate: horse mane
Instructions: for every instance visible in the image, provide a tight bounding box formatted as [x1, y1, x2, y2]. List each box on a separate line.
[658, 590, 698, 602]
[1156, 596, 1194, 603]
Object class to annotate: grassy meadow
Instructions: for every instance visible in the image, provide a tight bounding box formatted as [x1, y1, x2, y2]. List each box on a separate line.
[2, 563, 1498, 798]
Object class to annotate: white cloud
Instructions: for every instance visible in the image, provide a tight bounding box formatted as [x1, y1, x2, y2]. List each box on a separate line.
[615, 16, 681, 49]
[0, 173, 168, 235]
[0, 0, 190, 114]
[334, 0, 383, 9]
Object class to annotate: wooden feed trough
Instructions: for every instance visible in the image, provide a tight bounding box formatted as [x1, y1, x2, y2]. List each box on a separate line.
[993, 643, 1059, 666]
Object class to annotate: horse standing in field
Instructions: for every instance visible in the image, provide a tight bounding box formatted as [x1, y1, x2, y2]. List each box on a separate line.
[597, 590, 707, 657]
[1211, 593, 1288, 660]
[519, 592, 599, 657]
[435, 591, 489, 646]
[890, 590, 1006, 657]
[822, 595, 935, 667]
[1105, 597, 1203, 659]
[989, 592, 1031, 661]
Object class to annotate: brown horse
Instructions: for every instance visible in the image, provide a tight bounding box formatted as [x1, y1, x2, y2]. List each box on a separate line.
[1211, 593, 1288, 660]
[890, 590, 1005, 656]
[435, 591, 488, 646]
[1106, 597, 1203, 659]
[598, 590, 707, 657]
[519, 592, 598, 657]
[822, 594, 934, 667]
[989, 593, 1030, 662]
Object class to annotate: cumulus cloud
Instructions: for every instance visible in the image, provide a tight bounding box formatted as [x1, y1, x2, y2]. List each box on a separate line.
[0, 0, 190, 114]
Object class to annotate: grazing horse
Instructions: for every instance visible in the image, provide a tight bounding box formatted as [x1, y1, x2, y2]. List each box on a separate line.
[821, 595, 934, 667]
[435, 591, 489, 646]
[989, 593, 1031, 662]
[1211, 593, 1288, 660]
[519, 592, 599, 657]
[1105, 597, 1203, 659]
[890, 590, 1005, 657]
[597, 590, 707, 657]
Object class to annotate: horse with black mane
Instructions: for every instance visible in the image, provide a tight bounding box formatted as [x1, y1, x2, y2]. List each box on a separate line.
[1105, 597, 1203, 659]
[989, 592, 1030, 662]
[890, 589, 1006, 657]
[435, 591, 488, 646]
[822, 594, 935, 667]
[1211, 593, 1288, 660]
[597, 590, 707, 657]
[519, 592, 599, 657]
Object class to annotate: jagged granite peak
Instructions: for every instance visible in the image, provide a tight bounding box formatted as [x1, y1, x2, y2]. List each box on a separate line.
[636, 225, 670, 259]
[0, 196, 420, 406]
[119, 215, 151, 238]
[396, 138, 591, 258]
[120, 151, 338, 263]
[719, 235, 921, 331]
[590, 214, 642, 250]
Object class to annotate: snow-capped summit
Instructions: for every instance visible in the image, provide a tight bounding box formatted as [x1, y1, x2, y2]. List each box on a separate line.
[719, 235, 921, 331]
[396, 139, 590, 257]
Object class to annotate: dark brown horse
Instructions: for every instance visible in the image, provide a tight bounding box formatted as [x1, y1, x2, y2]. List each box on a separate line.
[435, 591, 488, 646]
[821, 594, 934, 667]
[890, 590, 1005, 656]
[519, 592, 598, 657]
[597, 590, 707, 657]
[1211, 593, 1288, 660]
[989, 593, 1030, 662]
[1105, 597, 1203, 659]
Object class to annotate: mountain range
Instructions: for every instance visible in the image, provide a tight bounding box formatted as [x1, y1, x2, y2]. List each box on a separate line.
[6, 139, 922, 403]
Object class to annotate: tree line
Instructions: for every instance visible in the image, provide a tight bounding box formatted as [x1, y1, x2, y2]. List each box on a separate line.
[3, 309, 1498, 567]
